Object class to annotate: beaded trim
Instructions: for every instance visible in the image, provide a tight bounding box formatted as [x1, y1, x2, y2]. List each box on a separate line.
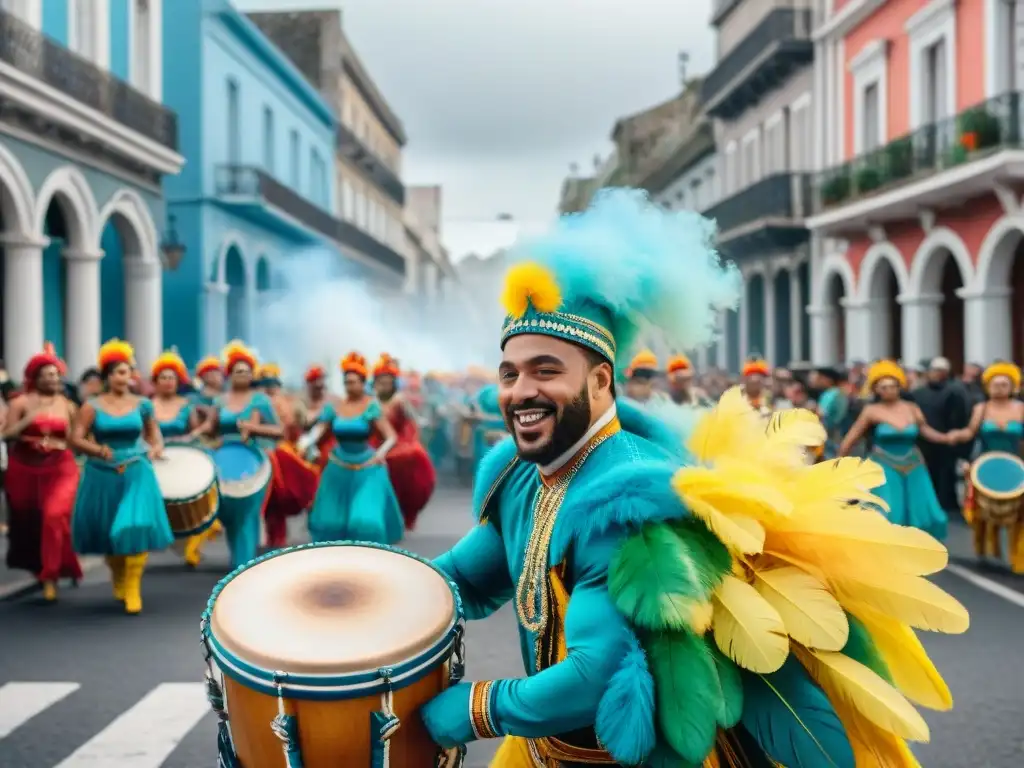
[501, 313, 616, 361]
[469, 680, 499, 739]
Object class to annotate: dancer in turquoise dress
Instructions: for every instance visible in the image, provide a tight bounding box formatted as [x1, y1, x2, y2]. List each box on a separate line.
[472, 382, 507, 473]
[70, 339, 172, 614]
[950, 360, 1024, 569]
[307, 352, 403, 544]
[839, 359, 953, 540]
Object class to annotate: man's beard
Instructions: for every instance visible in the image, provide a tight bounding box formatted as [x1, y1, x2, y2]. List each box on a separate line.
[506, 384, 592, 466]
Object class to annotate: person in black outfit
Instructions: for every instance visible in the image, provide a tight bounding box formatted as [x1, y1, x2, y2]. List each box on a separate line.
[911, 356, 970, 514]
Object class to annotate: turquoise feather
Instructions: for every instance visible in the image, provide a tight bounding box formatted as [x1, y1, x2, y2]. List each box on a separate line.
[711, 645, 744, 729]
[644, 741, 701, 767]
[842, 612, 893, 683]
[470, 437, 518, 521]
[609, 523, 716, 632]
[647, 630, 721, 764]
[596, 632, 657, 765]
[740, 657, 855, 768]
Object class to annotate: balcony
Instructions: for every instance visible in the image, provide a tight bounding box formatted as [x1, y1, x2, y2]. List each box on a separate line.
[703, 172, 812, 260]
[808, 92, 1024, 235]
[701, 9, 813, 121]
[214, 165, 406, 276]
[711, 0, 741, 25]
[337, 123, 405, 205]
[0, 9, 177, 150]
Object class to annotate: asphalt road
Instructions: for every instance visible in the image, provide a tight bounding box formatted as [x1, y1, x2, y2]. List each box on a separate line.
[0, 488, 1023, 767]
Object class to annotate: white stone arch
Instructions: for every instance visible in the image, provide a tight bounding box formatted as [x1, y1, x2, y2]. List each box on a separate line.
[211, 231, 253, 289]
[0, 141, 36, 234]
[96, 188, 160, 262]
[856, 241, 909, 302]
[816, 251, 856, 305]
[33, 165, 100, 250]
[207, 232, 255, 353]
[972, 214, 1024, 292]
[906, 226, 974, 297]
[856, 242, 908, 362]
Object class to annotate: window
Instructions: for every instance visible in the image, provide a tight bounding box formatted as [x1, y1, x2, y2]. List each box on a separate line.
[764, 114, 786, 175]
[741, 131, 760, 187]
[262, 107, 275, 173]
[72, 0, 98, 62]
[724, 143, 738, 195]
[906, 0, 955, 129]
[227, 80, 240, 164]
[354, 192, 367, 228]
[849, 40, 888, 154]
[862, 83, 881, 151]
[342, 179, 355, 219]
[131, 0, 152, 95]
[289, 130, 300, 187]
[690, 179, 703, 210]
[790, 100, 811, 170]
[923, 40, 947, 123]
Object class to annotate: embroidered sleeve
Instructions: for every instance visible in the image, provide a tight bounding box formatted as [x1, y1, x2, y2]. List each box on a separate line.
[469, 681, 500, 739]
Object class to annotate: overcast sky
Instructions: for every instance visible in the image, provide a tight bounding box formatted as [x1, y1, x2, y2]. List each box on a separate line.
[237, 0, 716, 261]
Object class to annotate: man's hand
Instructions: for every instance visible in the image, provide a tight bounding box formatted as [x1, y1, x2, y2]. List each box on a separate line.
[419, 682, 475, 748]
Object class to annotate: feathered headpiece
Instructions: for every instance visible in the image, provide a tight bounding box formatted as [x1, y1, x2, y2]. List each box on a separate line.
[305, 364, 326, 383]
[98, 338, 135, 371]
[498, 188, 741, 365]
[373, 353, 400, 378]
[23, 342, 65, 390]
[982, 360, 1021, 392]
[742, 357, 771, 377]
[866, 359, 907, 390]
[666, 353, 691, 374]
[340, 352, 368, 378]
[258, 363, 282, 380]
[195, 356, 221, 378]
[150, 350, 189, 382]
[629, 350, 659, 372]
[222, 340, 257, 373]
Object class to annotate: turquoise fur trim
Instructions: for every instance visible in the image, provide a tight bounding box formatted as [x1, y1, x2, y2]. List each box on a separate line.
[596, 632, 657, 765]
[471, 437, 519, 522]
[616, 398, 689, 461]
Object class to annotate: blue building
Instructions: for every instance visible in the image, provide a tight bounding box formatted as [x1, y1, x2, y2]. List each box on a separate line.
[161, 0, 341, 366]
[0, 0, 184, 378]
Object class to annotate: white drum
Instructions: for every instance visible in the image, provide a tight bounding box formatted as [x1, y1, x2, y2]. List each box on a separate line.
[153, 445, 220, 538]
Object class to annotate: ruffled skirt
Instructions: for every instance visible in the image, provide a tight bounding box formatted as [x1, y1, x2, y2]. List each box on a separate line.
[872, 447, 948, 541]
[308, 455, 403, 545]
[263, 442, 318, 549]
[385, 441, 436, 530]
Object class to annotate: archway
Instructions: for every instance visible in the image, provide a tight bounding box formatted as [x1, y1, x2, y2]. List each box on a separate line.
[907, 229, 972, 371]
[773, 270, 792, 365]
[40, 202, 71, 355]
[824, 272, 846, 363]
[225, 246, 248, 340]
[746, 274, 766, 358]
[0, 146, 39, 370]
[253, 255, 272, 348]
[1013, 245, 1024, 363]
[726, 308, 740, 374]
[938, 256, 965, 372]
[862, 253, 904, 361]
[974, 218, 1024, 363]
[798, 261, 811, 362]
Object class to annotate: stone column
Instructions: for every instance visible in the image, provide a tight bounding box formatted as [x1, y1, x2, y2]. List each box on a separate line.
[808, 304, 839, 365]
[1, 233, 47, 377]
[125, 258, 163, 371]
[959, 286, 1013, 363]
[840, 297, 873, 363]
[205, 281, 229, 356]
[696, 346, 709, 372]
[763, 270, 777, 365]
[898, 293, 943, 366]
[789, 266, 804, 363]
[715, 310, 729, 369]
[738, 282, 749, 362]
[63, 248, 103, 378]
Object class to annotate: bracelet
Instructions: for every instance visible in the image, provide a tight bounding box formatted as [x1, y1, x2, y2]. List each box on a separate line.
[468, 680, 500, 739]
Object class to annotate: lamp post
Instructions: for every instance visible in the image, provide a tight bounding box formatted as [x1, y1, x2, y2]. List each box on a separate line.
[160, 214, 186, 270]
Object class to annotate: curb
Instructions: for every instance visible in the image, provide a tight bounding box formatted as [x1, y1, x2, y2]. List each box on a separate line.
[0, 555, 104, 601]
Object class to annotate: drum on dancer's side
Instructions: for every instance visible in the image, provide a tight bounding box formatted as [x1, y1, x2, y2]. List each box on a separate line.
[200, 542, 466, 768]
[212, 441, 272, 502]
[970, 451, 1024, 525]
[153, 445, 219, 538]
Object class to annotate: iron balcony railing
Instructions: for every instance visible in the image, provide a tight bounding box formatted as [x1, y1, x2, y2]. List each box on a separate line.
[814, 91, 1024, 213]
[0, 9, 178, 150]
[711, 0, 741, 24]
[704, 172, 813, 237]
[336, 123, 405, 205]
[215, 165, 406, 275]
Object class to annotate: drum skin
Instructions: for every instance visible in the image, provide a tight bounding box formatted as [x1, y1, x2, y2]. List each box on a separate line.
[213, 442, 271, 500]
[204, 543, 461, 767]
[971, 451, 1024, 524]
[152, 446, 219, 538]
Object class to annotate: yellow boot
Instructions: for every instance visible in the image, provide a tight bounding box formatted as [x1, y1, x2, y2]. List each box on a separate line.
[122, 553, 148, 615]
[183, 534, 203, 568]
[105, 556, 126, 601]
[41, 581, 57, 602]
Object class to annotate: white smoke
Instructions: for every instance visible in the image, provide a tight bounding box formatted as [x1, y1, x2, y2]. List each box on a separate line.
[252, 247, 504, 387]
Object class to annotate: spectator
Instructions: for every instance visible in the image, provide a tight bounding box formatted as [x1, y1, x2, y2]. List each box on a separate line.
[912, 356, 970, 515]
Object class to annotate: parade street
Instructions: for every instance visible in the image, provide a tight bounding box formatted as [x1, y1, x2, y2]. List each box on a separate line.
[0, 487, 1022, 768]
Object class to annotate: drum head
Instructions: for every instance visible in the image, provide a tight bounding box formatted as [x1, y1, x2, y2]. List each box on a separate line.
[209, 545, 456, 675]
[213, 442, 264, 482]
[972, 451, 1024, 498]
[153, 446, 216, 498]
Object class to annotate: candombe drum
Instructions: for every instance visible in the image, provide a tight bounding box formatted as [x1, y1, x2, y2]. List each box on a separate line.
[152, 445, 220, 538]
[970, 451, 1024, 525]
[213, 441, 272, 506]
[200, 542, 467, 768]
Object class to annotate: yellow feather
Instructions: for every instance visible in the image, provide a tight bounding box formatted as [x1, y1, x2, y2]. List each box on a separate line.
[673, 466, 793, 521]
[831, 571, 969, 635]
[753, 566, 849, 651]
[712, 574, 789, 673]
[795, 647, 930, 742]
[786, 458, 888, 509]
[831, 700, 922, 768]
[499, 262, 562, 318]
[766, 408, 827, 449]
[849, 604, 953, 711]
[687, 387, 766, 463]
[688, 496, 766, 554]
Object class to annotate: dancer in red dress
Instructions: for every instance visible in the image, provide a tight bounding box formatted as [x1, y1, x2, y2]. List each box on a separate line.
[370, 354, 436, 530]
[2, 345, 83, 601]
[298, 364, 335, 470]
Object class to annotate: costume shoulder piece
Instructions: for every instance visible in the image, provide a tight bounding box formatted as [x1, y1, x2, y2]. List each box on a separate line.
[588, 388, 969, 768]
[471, 436, 519, 523]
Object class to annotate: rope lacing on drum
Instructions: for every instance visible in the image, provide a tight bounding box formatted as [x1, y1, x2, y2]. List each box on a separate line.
[200, 624, 240, 768]
[370, 668, 401, 768]
[271, 672, 304, 768]
[448, 622, 466, 685]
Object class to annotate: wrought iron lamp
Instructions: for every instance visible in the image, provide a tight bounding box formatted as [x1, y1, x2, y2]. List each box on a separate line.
[160, 214, 186, 270]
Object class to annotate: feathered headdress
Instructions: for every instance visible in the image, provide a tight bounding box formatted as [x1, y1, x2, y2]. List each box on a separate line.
[305, 364, 326, 383]
[629, 350, 659, 372]
[23, 342, 66, 390]
[666, 353, 691, 374]
[373, 353, 400, 378]
[258, 363, 282, 380]
[98, 338, 135, 370]
[150, 349, 189, 382]
[742, 357, 771, 377]
[195, 356, 221, 378]
[866, 359, 907, 390]
[222, 340, 257, 373]
[340, 352, 368, 378]
[498, 188, 741, 365]
[982, 360, 1021, 392]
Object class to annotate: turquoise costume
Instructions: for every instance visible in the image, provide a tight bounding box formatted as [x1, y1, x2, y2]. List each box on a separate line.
[72, 398, 174, 555]
[472, 384, 506, 472]
[157, 400, 192, 439]
[870, 423, 948, 541]
[307, 399, 403, 544]
[817, 386, 848, 458]
[979, 418, 1023, 454]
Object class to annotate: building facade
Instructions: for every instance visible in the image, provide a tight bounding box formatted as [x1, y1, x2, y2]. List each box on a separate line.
[161, 0, 342, 365]
[0, 0, 182, 377]
[702, 0, 816, 372]
[807, 0, 1022, 372]
[247, 10, 409, 289]
[404, 185, 455, 307]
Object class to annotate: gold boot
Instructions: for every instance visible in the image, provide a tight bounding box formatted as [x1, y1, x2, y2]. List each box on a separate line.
[105, 556, 126, 601]
[183, 534, 203, 568]
[122, 553, 148, 615]
[41, 581, 57, 602]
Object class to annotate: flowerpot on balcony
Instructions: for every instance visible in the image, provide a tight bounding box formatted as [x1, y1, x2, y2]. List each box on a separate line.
[885, 138, 914, 180]
[821, 174, 850, 206]
[946, 143, 968, 166]
[855, 166, 882, 194]
[959, 107, 1001, 149]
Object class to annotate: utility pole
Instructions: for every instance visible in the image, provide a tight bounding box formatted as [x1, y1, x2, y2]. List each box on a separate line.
[678, 51, 690, 87]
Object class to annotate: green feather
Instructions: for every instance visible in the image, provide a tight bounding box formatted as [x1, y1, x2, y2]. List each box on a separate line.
[841, 612, 893, 683]
[647, 630, 721, 764]
[643, 740, 700, 767]
[671, 517, 733, 588]
[711, 644, 744, 728]
[609, 521, 729, 632]
[740, 657, 855, 768]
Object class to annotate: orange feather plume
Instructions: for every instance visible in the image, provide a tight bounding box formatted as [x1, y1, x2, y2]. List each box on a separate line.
[97, 338, 135, 370]
[340, 352, 368, 377]
[221, 339, 257, 373]
[150, 350, 189, 382]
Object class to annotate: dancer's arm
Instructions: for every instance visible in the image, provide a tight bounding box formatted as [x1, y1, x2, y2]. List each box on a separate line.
[370, 411, 397, 464]
[913, 404, 953, 444]
[837, 405, 874, 457]
[948, 402, 985, 444]
[1, 397, 38, 439]
[70, 402, 110, 459]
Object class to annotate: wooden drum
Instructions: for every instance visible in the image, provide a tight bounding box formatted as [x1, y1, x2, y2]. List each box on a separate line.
[970, 451, 1024, 525]
[152, 445, 219, 538]
[201, 542, 466, 768]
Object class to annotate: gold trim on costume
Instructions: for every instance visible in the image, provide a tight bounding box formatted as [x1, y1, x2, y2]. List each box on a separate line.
[501, 315, 616, 362]
[469, 680, 500, 739]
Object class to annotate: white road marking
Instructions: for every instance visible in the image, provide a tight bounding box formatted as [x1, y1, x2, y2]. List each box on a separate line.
[54, 683, 209, 768]
[946, 563, 1024, 610]
[0, 682, 80, 739]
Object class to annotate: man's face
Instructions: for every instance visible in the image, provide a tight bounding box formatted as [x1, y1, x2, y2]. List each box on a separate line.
[773, 368, 792, 394]
[626, 377, 654, 401]
[668, 369, 692, 391]
[498, 334, 600, 465]
[745, 373, 765, 393]
[928, 367, 948, 384]
[964, 364, 981, 382]
[784, 381, 807, 406]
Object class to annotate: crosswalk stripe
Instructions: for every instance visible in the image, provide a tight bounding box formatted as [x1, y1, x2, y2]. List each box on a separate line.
[0, 682, 81, 739]
[53, 683, 209, 768]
